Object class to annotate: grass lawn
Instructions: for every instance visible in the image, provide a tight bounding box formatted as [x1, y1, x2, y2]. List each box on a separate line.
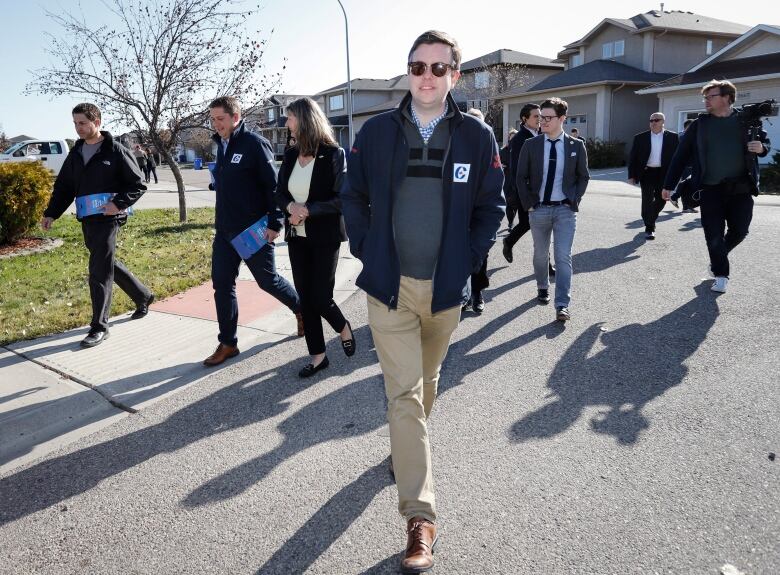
[0, 208, 215, 346]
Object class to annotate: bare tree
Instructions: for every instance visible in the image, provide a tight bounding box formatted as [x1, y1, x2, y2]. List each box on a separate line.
[28, 0, 284, 222]
[456, 63, 529, 143]
[0, 126, 10, 152]
[182, 127, 216, 162]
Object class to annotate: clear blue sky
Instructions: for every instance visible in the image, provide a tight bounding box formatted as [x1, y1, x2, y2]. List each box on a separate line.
[0, 0, 771, 139]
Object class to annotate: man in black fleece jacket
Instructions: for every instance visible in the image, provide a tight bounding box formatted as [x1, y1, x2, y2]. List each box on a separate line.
[41, 103, 153, 348]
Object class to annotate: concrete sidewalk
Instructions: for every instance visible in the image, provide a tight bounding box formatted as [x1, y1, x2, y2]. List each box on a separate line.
[0, 241, 362, 474]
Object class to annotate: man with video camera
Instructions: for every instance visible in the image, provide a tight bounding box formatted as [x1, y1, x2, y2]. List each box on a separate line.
[662, 80, 772, 293]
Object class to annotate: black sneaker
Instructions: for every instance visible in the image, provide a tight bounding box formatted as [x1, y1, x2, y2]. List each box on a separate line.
[81, 329, 109, 348]
[537, 289, 550, 304]
[473, 293, 485, 314]
[131, 293, 155, 320]
[556, 307, 571, 322]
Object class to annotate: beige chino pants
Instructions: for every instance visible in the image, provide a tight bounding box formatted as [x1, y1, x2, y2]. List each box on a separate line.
[367, 276, 461, 522]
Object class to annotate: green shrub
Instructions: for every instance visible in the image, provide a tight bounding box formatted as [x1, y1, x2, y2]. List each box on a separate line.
[760, 150, 780, 194]
[585, 139, 626, 169]
[0, 162, 54, 244]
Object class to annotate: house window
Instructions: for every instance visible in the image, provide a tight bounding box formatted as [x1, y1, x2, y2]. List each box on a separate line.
[614, 40, 625, 57]
[329, 94, 344, 111]
[467, 99, 489, 114]
[571, 53, 582, 67]
[474, 71, 489, 89]
[602, 42, 613, 58]
[268, 108, 275, 121]
[679, 110, 703, 132]
[706, 40, 713, 55]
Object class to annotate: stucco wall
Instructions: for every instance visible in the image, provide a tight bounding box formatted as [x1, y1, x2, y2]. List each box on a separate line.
[652, 33, 732, 74]
[583, 25, 644, 69]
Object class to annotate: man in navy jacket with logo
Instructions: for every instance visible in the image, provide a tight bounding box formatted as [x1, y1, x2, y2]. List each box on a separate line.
[342, 30, 504, 574]
[42, 103, 153, 348]
[204, 96, 301, 366]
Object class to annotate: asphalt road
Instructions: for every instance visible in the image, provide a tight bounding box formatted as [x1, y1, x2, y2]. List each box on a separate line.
[1, 183, 778, 574]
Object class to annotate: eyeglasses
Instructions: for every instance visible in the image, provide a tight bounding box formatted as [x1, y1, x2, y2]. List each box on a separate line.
[702, 94, 723, 101]
[649, 118, 663, 123]
[408, 61, 455, 77]
[539, 115, 560, 123]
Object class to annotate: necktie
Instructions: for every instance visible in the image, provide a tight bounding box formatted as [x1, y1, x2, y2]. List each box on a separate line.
[542, 139, 558, 204]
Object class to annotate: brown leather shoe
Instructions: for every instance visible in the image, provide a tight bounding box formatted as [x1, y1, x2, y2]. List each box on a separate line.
[203, 344, 239, 366]
[295, 312, 304, 337]
[401, 517, 437, 573]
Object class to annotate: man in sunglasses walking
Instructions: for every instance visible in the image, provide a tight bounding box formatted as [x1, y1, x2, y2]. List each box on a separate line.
[628, 112, 679, 239]
[342, 30, 504, 574]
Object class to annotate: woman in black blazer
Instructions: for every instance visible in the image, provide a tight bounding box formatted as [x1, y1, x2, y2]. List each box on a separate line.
[275, 97, 355, 377]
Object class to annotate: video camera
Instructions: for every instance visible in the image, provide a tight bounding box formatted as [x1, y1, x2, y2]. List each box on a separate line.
[736, 99, 778, 139]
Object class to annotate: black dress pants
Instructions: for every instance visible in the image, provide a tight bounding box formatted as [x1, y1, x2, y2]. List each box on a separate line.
[470, 256, 489, 300]
[82, 219, 150, 332]
[504, 208, 531, 248]
[700, 186, 753, 278]
[288, 236, 347, 356]
[640, 167, 666, 232]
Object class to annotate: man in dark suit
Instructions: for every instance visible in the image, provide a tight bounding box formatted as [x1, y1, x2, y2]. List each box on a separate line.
[503, 103, 547, 266]
[517, 97, 589, 322]
[628, 112, 679, 239]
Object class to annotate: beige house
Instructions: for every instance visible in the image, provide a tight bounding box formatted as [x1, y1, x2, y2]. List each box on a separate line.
[496, 9, 750, 147]
[637, 24, 780, 163]
[315, 77, 409, 147]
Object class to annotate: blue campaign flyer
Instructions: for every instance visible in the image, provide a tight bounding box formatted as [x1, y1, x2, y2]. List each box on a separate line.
[75, 193, 134, 218]
[230, 216, 269, 260]
[75, 193, 113, 218]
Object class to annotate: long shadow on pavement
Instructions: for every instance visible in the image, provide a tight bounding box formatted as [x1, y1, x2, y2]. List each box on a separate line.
[255, 459, 395, 575]
[0, 324, 377, 525]
[509, 281, 719, 445]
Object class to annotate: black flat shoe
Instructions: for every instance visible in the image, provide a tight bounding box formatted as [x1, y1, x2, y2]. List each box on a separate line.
[299, 356, 329, 378]
[340, 321, 356, 357]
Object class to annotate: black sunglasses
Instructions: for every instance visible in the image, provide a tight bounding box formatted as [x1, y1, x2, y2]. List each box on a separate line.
[408, 61, 455, 77]
[649, 118, 663, 123]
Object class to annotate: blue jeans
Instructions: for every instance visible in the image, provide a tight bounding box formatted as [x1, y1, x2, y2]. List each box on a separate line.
[212, 230, 300, 347]
[529, 205, 577, 308]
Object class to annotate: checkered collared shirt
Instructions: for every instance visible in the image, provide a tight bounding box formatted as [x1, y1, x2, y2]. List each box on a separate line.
[410, 102, 449, 144]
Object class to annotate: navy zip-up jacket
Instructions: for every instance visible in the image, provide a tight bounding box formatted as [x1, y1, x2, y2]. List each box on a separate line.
[211, 120, 284, 233]
[341, 92, 505, 313]
[663, 111, 770, 195]
[44, 131, 145, 223]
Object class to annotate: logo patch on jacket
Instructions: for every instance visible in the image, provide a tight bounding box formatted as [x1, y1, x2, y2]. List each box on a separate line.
[103, 160, 111, 166]
[453, 163, 471, 183]
[231, 154, 243, 163]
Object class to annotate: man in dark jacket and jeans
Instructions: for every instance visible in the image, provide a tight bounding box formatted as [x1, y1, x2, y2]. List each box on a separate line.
[203, 96, 302, 366]
[41, 103, 153, 348]
[662, 80, 770, 293]
[342, 30, 504, 574]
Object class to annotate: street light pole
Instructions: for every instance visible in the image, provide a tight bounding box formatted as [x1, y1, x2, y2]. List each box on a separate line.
[336, 0, 354, 146]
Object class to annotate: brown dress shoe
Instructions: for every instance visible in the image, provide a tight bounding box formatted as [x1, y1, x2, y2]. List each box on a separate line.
[295, 312, 304, 337]
[203, 343, 239, 366]
[401, 517, 437, 573]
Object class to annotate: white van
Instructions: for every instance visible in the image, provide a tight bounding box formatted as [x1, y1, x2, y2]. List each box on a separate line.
[0, 139, 70, 175]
